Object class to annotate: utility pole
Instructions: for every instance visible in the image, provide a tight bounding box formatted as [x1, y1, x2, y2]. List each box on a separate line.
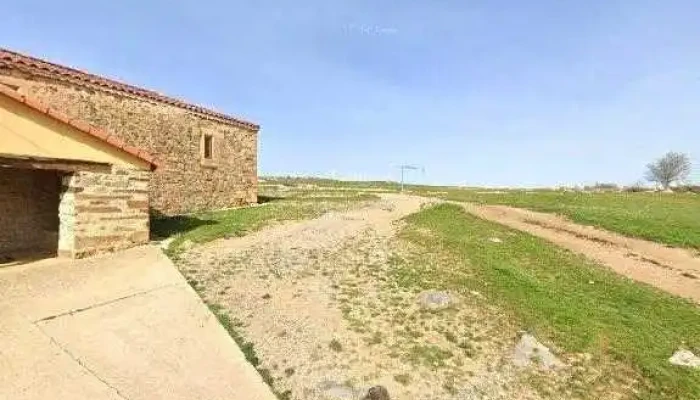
[396, 164, 423, 192]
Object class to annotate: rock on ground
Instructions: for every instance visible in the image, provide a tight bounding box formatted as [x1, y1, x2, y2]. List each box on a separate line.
[512, 334, 562, 370]
[317, 381, 358, 400]
[362, 385, 390, 400]
[669, 350, 700, 368]
[417, 290, 454, 310]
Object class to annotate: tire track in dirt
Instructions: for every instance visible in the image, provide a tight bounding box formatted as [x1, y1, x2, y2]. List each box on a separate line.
[458, 202, 700, 304]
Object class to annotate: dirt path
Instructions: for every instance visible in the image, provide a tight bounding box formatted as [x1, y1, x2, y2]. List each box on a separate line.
[178, 195, 558, 400]
[459, 203, 700, 304]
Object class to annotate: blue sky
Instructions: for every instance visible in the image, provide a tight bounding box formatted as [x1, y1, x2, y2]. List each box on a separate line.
[2, 1, 698, 186]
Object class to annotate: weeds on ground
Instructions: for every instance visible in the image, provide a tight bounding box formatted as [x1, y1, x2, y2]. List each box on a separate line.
[330, 236, 512, 398]
[393, 373, 412, 385]
[183, 269, 293, 399]
[329, 339, 344, 352]
[399, 203, 700, 399]
[207, 302, 292, 400]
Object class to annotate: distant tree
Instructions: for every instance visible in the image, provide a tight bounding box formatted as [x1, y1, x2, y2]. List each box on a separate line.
[645, 152, 691, 190]
[623, 180, 648, 193]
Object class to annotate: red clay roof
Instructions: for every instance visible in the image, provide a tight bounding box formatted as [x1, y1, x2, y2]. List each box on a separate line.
[0, 84, 159, 169]
[0, 48, 259, 131]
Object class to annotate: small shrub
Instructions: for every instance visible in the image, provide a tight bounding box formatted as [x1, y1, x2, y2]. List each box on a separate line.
[364, 331, 383, 345]
[673, 185, 700, 194]
[329, 339, 344, 352]
[623, 182, 649, 192]
[394, 373, 411, 385]
[585, 182, 619, 191]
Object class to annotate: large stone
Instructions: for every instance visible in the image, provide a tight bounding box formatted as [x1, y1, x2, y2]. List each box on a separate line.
[669, 350, 700, 368]
[512, 333, 562, 370]
[317, 381, 358, 400]
[417, 290, 454, 310]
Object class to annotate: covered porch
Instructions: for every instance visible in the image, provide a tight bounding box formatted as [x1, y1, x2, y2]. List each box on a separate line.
[0, 85, 157, 261]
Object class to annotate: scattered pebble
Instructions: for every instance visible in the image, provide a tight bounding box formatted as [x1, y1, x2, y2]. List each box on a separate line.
[488, 237, 503, 243]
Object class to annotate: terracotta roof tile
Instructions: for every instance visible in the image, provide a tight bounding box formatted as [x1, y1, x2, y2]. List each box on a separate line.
[0, 48, 260, 131]
[0, 84, 159, 169]
[67, 118, 94, 135]
[87, 126, 110, 141]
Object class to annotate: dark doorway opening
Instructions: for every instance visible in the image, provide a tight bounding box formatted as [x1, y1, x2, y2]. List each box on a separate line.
[0, 167, 63, 264]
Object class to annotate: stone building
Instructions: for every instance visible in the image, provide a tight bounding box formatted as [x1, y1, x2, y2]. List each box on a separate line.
[0, 48, 259, 258]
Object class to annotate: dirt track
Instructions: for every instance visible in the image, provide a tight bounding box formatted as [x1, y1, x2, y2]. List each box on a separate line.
[175, 194, 693, 399]
[459, 203, 700, 304]
[179, 195, 548, 400]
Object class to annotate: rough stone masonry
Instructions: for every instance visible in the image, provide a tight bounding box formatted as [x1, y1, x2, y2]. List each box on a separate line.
[0, 49, 259, 217]
[59, 166, 151, 258]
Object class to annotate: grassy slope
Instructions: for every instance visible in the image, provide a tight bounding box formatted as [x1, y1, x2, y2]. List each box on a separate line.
[399, 204, 700, 399]
[153, 195, 378, 257]
[432, 190, 700, 250]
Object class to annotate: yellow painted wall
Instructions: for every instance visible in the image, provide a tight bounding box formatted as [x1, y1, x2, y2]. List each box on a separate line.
[0, 95, 150, 170]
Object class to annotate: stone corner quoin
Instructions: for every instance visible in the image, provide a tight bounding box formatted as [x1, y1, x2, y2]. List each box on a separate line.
[59, 166, 152, 258]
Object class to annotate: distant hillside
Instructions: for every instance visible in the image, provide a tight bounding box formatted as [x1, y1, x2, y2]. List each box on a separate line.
[261, 176, 402, 189]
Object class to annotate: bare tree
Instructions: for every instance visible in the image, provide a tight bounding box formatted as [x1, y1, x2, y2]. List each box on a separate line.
[645, 152, 691, 190]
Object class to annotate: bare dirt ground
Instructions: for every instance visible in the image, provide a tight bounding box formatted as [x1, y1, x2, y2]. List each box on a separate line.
[177, 195, 586, 400]
[459, 203, 700, 304]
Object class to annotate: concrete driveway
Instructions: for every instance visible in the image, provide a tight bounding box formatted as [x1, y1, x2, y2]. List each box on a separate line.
[0, 246, 276, 400]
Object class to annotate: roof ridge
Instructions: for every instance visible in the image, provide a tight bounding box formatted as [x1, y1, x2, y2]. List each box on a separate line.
[0, 84, 159, 169]
[0, 48, 259, 131]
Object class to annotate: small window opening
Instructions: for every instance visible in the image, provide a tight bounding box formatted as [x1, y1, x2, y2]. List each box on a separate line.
[203, 135, 213, 159]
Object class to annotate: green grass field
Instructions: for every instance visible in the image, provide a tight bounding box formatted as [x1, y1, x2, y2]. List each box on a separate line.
[266, 178, 700, 250]
[428, 190, 700, 250]
[261, 176, 700, 249]
[398, 204, 700, 399]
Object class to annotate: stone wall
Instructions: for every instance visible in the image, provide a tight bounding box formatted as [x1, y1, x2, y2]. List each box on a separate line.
[0, 72, 258, 216]
[59, 166, 150, 258]
[0, 168, 61, 255]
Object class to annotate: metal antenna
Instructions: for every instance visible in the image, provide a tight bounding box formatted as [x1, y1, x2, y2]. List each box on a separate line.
[397, 164, 423, 192]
